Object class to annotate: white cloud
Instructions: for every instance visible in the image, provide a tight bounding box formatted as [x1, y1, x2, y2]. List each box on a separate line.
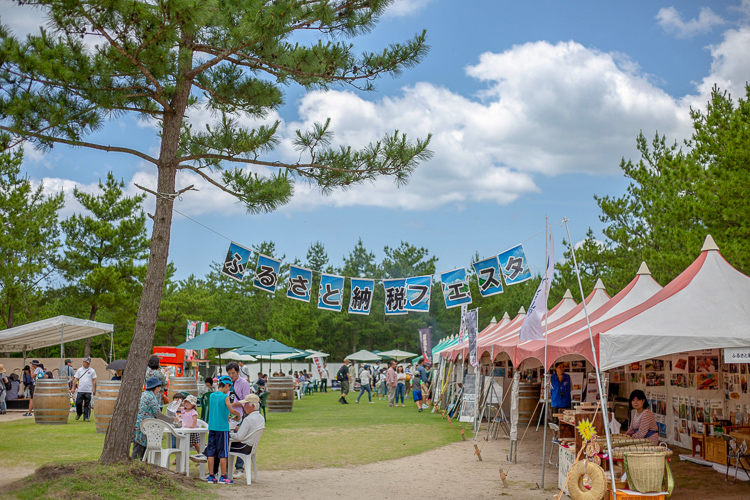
[656, 6, 725, 38]
[688, 25, 750, 106]
[384, 0, 434, 18]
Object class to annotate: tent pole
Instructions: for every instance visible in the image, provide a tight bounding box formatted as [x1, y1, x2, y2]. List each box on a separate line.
[564, 217, 617, 498]
[59, 324, 65, 376]
[541, 217, 550, 488]
[110, 332, 114, 364]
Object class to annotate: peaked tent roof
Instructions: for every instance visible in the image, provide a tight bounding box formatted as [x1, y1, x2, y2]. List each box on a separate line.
[598, 236, 750, 370]
[0, 316, 114, 352]
[516, 262, 662, 368]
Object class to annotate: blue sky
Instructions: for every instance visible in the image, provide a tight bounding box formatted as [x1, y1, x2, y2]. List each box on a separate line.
[3, 0, 750, 285]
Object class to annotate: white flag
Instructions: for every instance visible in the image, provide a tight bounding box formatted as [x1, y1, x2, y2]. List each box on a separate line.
[458, 303, 468, 344]
[519, 221, 554, 342]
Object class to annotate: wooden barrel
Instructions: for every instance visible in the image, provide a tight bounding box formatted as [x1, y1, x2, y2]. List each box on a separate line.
[93, 381, 121, 434]
[169, 377, 199, 397]
[518, 382, 542, 424]
[33, 379, 70, 425]
[266, 376, 294, 412]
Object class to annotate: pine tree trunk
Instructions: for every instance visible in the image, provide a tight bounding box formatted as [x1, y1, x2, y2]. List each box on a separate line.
[99, 34, 194, 464]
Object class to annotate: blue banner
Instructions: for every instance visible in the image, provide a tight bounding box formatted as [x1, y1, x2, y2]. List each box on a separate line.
[253, 254, 281, 293]
[382, 278, 407, 315]
[318, 273, 345, 312]
[287, 266, 313, 302]
[222, 242, 252, 281]
[349, 278, 375, 315]
[440, 268, 472, 309]
[498, 244, 532, 285]
[472, 256, 504, 297]
[405, 275, 431, 312]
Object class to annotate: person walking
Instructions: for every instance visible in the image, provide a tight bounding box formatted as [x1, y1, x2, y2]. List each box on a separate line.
[59, 359, 75, 390]
[73, 356, 97, 422]
[395, 365, 406, 407]
[386, 361, 398, 407]
[337, 359, 351, 404]
[356, 365, 374, 403]
[320, 362, 329, 393]
[0, 364, 8, 415]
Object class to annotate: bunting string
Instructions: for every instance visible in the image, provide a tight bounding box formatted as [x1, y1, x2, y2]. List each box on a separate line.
[171, 203, 565, 315]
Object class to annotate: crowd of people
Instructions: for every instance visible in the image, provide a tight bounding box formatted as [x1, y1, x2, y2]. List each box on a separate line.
[132, 357, 266, 485]
[336, 358, 432, 412]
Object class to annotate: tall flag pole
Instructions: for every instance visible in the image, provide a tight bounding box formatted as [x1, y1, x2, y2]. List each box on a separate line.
[564, 217, 617, 496]
[541, 218, 552, 488]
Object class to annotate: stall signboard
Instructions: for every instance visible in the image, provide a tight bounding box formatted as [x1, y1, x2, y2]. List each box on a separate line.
[459, 373, 476, 423]
[724, 347, 750, 364]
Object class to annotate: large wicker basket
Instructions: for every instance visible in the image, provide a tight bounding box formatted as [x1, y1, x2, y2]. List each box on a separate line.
[623, 451, 667, 493]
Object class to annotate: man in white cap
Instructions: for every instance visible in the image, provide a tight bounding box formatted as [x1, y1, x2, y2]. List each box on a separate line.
[229, 393, 265, 456]
[73, 356, 97, 421]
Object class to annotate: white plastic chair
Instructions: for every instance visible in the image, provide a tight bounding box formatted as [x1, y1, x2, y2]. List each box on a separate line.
[294, 388, 303, 400]
[227, 427, 265, 485]
[140, 418, 185, 473]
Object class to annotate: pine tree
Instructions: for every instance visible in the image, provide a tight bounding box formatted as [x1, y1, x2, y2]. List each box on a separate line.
[0, 1, 432, 462]
[0, 149, 64, 329]
[59, 172, 150, 357]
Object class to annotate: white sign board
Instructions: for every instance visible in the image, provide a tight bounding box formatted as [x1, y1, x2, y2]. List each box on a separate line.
[724, 347, 750, 364]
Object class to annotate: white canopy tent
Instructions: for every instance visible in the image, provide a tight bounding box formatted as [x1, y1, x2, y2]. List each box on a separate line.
[0, 315, 114, 373]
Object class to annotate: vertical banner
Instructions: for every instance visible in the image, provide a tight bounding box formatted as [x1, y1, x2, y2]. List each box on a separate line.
[198, 321, 209, 360]
[405, 275, 432, 312]
[458, 303, 468, 344]
[440, 268, 472, 309]
[466, 309, 479, 368]
[472, 256, 504, 297]
[312, 356, 325, 378]
[519, 222, 554, 342]
[253, 254, 281, 293]
[349, 278, 375, 315]
[419, 328, 433, 367]
[287, 265, 313, 302]
[383, 278, 408, 315]
[318, 273, 345, 312]
[222, 242, 252, 281]
[498, 244, 532, 285]
[186, 320, 197, 361]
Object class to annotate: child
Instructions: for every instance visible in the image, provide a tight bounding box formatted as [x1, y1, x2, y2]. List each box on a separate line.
[412, 372, 424, 412]
[181, 395, 202, 455]
[206, 376, 240, 484]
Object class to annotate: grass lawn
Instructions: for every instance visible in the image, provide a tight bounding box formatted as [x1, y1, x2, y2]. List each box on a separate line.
[1, 389, 459, 473]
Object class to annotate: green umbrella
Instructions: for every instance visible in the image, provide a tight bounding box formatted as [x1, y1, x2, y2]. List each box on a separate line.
[228, 338, 300, 372]
[176, 326, 257, 374]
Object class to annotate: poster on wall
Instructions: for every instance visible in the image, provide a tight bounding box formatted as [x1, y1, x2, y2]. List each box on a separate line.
[570, 372, 585, 403]
[696, 349, 720, 373]
[645, 359, 665, 371]
[671, 373, 689, 388]
[671, 353, 690, 374]
[459, 373, 477, 423]
[697, 373, 718, 390]
[646, 372, 665, 387]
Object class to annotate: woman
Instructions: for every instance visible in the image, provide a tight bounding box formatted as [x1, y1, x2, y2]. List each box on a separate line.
[22, 365, 34, 416]
[132, 376, 173, 460]
[145, 355, 168, 403]
[625, 389, 659, 445]
[0, 364, 8, 415]
[395, 365, 406, 407]
[356, 365, 373, 403]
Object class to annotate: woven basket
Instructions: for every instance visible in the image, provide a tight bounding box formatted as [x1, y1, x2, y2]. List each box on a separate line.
[624, 451, 666, 493]
[612, 446, 672, 460]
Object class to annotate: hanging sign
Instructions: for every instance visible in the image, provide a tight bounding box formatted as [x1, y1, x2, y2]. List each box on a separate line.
[253, 254, 281, 293]
[383, 278, 407, 315]
[458, 303, 468, 344]
[222, 242, 252, 281]
[312, 356, 325, 378]
[287, 266, 313, 302]
[466, 309, 479, 368]
[405, 275, 432, 312]
[440, 268, 472, 309]
[472, 256, 504, 297]
[349, 278, 375, 315]
[724, 347, 750, 364]
[419, 327, 433, 367]
[318, 273, 345, 312]
[498, 244, 532, 285]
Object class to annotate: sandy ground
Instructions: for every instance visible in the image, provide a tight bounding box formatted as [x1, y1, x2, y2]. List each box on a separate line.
[0, 409, 33, 424]
[215, 426, 559, 500]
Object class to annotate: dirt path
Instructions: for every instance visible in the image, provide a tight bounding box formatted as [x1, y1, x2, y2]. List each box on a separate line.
[215, 432, 559, 500]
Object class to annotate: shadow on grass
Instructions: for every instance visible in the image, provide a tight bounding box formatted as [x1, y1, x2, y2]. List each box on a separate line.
[6, 461, 212, 500]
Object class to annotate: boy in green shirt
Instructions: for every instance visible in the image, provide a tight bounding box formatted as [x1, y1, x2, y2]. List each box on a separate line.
[206, 376, 241, 484]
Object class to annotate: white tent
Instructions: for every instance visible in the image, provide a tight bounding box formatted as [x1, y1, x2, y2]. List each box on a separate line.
[0, 315, 114, 352]
[600, 236, 750, 370]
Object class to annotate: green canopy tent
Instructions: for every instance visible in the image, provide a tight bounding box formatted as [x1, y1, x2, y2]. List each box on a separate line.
[227, 338, 300, 373]
[176, 326, 257, 374]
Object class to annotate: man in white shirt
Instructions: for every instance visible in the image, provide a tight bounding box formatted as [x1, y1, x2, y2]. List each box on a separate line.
[73, 356, 97, 422]
[229, 394, 265, 456]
